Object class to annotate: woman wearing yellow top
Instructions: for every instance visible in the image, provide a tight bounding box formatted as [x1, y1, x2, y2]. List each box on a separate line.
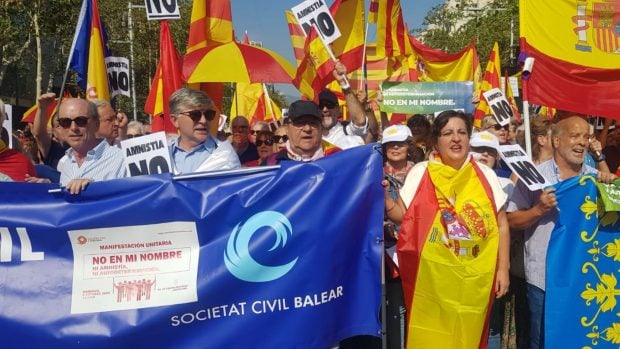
[385, 110, 510, 348]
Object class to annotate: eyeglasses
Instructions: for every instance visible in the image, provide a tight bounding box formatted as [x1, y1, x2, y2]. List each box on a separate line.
[126, 134, 143, 139]
[58, 116, 89, 128]
[471, 146, 498, 157]
[486, 124, 509, 131]
[291, 119, 320, 129]
[274, 135, 288, 143]
[319, 101, 337, 109]
[255, 139, 275, 146]
[179, 110, 216, 122]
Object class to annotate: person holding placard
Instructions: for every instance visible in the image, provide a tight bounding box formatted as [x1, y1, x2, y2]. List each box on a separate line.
[168, 88, 240, 174]
[506, 116, 617, 349]
[384, 110, 510, 349]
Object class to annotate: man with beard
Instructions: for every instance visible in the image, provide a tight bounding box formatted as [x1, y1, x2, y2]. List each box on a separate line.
[168, 88, 239, 173]
[507, 116, 617, 349]
[319, 61, 368, 149]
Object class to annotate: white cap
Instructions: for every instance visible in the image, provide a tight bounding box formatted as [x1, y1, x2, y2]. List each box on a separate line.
[381, 125, 412, 144]
[470, 131, 500, 150]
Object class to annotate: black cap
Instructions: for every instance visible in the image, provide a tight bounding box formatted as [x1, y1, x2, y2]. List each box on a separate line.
[318, 89, 338, 105]
[288, 100, 321, 122]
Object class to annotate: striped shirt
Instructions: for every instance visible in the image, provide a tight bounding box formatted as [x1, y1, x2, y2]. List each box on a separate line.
[58, 139, 126, 186]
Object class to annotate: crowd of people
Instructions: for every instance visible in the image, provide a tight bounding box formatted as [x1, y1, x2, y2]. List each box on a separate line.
[1, 61, 618, 349]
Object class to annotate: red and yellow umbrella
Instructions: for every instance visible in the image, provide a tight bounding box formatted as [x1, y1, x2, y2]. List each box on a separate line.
[183, 41, 295, 84]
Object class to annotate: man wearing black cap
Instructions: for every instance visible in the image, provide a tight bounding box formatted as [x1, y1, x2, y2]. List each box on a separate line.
[319, 61, 369, 149]
[262, 100, 324, 165]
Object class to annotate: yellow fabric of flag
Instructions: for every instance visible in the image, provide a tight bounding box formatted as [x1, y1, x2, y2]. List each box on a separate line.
[474, 42, 501, 127]
[520, 0, 620, 69]
[187, 0, 234, 54]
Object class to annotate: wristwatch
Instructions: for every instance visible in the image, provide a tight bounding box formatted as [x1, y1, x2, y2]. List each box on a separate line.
[595, 153, 607, 162]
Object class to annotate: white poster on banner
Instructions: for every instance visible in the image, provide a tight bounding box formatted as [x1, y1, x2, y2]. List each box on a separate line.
[105, 57, 131, 98]
[291, 0, 341, 44]
[499, 144, 552, 191]
[121, 131, 172, 176]
[3, 104, 12, 148]
[144, 0, 180, 20]
[68, 221, 200, 314]
[483, 88, 513, 126]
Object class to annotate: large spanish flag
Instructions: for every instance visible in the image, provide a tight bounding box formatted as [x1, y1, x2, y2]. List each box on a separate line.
[398, 157, 498, 348]
[69, 0, 110, 101]
[520, 0, 620, 118]
[410, 36, 481, 85]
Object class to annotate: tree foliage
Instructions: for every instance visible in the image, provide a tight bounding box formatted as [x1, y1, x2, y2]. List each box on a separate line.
[415, 0, 520, 74]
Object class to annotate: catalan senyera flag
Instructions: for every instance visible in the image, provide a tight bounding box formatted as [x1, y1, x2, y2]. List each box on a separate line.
[69, 0, 110, 101]
[520, 0, 620, 119]
[185, 0, 234, 118]
[144, 20, 183, 134]
[374, 0, 413, 58]
[398, 158, 499, 348]
[187, 0, 233, 53]
[474, 42, 502, 127]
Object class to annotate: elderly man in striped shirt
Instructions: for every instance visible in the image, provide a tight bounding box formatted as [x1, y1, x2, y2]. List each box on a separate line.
[56, 98, 126, 194]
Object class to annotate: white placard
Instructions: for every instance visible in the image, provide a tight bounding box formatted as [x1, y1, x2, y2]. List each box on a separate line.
[68, 221, 199, 314]
[121, 131, 172, 177]
[483, 88, 513, 126]
[500, 76, 520, 98]
[3, 104, 12, 148]
[105, 56, 131, 98]
[499, 144, 552, 191]
[144, 0, 180, 20]
[291, 0, 341, 44]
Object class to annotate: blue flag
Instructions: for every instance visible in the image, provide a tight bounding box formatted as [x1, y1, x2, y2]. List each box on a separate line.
[0, 145, 383, 347]
[546, 175, 620, 348]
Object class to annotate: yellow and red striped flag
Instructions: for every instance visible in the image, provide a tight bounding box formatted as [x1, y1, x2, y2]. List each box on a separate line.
[186, 0, 233, 53]
[474, 42, 501, 127]
[144, 20, 183, 134]
[185, 0, 234, 116]
[504, 70, 521, 123]
[520, 0, 620, 119]
[368, 0, 379, 23]
[374, 0, 413, 58]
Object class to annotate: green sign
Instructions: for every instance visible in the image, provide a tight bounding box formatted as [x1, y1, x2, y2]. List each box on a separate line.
[380, 81, 475, 114]
[596, 180, 620, 212]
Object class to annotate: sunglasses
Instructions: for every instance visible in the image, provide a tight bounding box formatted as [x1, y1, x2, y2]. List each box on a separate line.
[471, 146, 498, 157]
[319, 101, 337, 109]
[255, 139, 275, 146]
[274, 135, 288, 143]
[179, 110, 216, 122]
[487, 124, 509, 131]
[58, 116, 89, 128]
[126, 134, 143, 139]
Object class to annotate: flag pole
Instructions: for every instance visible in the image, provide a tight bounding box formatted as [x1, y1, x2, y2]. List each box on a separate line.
[361, 12, 369, 93]
[522, 78, 532, 158]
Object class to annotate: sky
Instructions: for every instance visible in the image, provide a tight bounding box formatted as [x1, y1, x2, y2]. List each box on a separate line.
[229, 0, 444, 97]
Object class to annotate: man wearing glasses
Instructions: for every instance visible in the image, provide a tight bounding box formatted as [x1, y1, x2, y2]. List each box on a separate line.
[318, 61, 369, 149]
[264, 100, 324, 164]
[168, 88, 240, 174]
[55, 98, 126, 194]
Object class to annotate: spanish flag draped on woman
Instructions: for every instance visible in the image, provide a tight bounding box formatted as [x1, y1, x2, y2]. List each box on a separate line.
[384, 110, 510, 348]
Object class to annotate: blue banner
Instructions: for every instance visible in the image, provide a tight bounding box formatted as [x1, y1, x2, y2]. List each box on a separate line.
[0, 145, 383, 348]
[546, 176, 620, 348]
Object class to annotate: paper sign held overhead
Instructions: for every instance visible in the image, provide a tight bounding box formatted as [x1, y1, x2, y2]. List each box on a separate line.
[105, 57, 131, 98]
[483, 88, 512, 126]
[144, 0, 180, 20]
[499, 144, 552, 191]
[291, 0, 341, 44]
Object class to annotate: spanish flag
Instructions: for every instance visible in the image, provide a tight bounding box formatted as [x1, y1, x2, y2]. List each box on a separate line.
[474, 42, 502, 127]
[520, 0, 620, 119]
[144, 20, 182, 134]
[69, 0, 110, 101]
[398, 156, 499, 348]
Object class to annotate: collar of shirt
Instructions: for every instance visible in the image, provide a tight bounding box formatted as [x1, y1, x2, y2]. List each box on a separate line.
[64, 138, 109, 163]
[169, 136, 217, 155]
[549, 157, 596, 182]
